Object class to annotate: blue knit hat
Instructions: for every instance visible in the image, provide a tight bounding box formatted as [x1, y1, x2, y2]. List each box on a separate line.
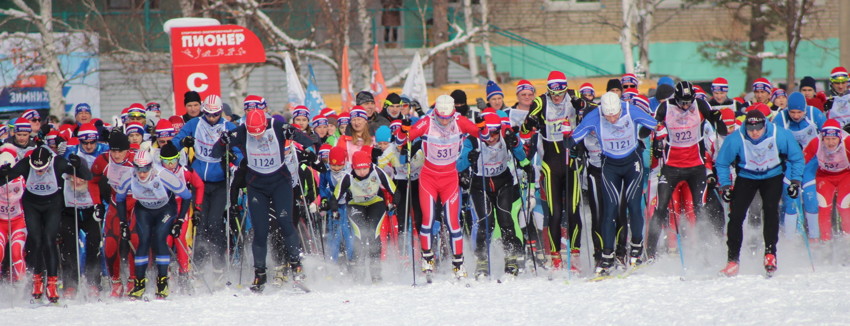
[486, 80, 503, 101]
[787, 92, 806, 112]
[657, 76, 674, 87]
[375, 125, 391, 143]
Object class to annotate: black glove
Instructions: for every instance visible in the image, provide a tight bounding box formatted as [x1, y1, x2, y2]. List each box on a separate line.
[371, 146, 383, 163]
[0, 163, 11, 175]
[181, 136, 195, 149]
[68, 153, 82, 168]
[120, 221, 130, 241]
[93, 204, 105, 222]
[787, 180, 801, 199]
[467, 149, 480, 166]
[39, 123, 51, 137]
[193, 205, 204, 225]
[399, 144, 409, 157]
[171, 219, 184, 238]
[504, 128, 518, 149]
[652, 140, 665, 159]
[319, 198, 330, 211]
[843, 123, 850, 134]
[220, 131, 231, 145]
[706, 173, 717, 186]
[459, 171, 472, 190]
[476, 98, 487, 111]
[298, 150, 317, 165]
[524, 115, 540, 130]
[227, 205, 240, 222]
[401, 119, 412, 134]
[474, 115, 485, 126]
[720, 185, 733, 203]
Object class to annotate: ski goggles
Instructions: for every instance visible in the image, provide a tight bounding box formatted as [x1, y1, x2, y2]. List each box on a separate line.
[160, 155, 180, 165]
[745, 121, 765, 131]
[134, 164, 153, 173]
[204, 111, 222, 118]
[831, 75, 849, 84]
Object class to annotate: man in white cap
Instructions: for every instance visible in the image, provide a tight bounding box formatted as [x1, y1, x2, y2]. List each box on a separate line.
[571, 92, 657, 277]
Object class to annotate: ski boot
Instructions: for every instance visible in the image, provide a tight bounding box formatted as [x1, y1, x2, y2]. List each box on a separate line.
[569, 249, 581, 274]
[629, 242, 644, 267]
[451, 255, 467, 279]
[46, 276, 59, 303]
[290, 261, 305, 282]
[504, 256, 519, 277]
[110, 278, 123, 297]
[421, 252, 435, 283]
[720, 261, 740, 277]
[177, 273, 193, 295]
[155, 276, 169, 299]
[31, 273, 44, 300]
[272, 265, 289, 285]
[474, 259, 489, 281]
[594, 254, 614, 277]
[63, 286, 77, 300]
[550, 251, 563, 270]
[764, 253, 777, 277]
[126, 278, 136, 297]
[250, 268, 267, 293]
[127, 278, 147, 300]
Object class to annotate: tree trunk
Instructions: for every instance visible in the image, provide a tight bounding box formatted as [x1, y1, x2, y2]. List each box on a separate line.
[620, 0, 635, 74]
[480, 0, 496, 81]
[784, 0, 809, 92]
[36, 0, 66, 118]
[179, 0, 194, 17]
[745, 0, 768, 90]
[636, 0, 653, 78]
[357, 0, 372, 91]
[463, 0, 479, 84]
[432, 0, 449, 86]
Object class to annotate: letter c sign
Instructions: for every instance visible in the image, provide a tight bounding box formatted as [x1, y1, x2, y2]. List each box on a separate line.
[187, 72, 209, 93]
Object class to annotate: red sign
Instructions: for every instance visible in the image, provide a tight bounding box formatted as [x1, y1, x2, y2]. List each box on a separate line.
[172, 65, 220, 115]
[170, 25, 266, 67]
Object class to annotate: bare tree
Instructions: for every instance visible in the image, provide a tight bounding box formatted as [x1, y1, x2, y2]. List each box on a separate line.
[767, 0, 815, 91]
[356, 0, 372, 90]
[432, 0, 449, 86]
[384, 24, 485, 87]
[620, 0, 636, 75]
[480, 0, 497, 82]
[0, 0, 69, 117]
[463, 0, 480, 83]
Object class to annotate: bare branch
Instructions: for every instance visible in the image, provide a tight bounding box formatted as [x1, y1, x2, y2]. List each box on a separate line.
[385, 26, 485, 87]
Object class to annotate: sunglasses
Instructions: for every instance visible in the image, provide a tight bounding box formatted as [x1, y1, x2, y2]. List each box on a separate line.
[30, 118, 41, 122]
[622, 84, 637, 89]
[134, 165, 153, 173]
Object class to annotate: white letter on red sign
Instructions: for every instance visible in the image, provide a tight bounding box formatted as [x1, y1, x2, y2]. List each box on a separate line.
[187, 72, 209, 92]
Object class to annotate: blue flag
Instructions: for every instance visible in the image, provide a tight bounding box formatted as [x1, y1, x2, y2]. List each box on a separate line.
[305, 64, 326, 117]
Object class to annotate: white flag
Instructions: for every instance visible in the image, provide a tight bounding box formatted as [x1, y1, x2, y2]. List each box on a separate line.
[401, 52, 429, 110]
[284, 52, 306, 109]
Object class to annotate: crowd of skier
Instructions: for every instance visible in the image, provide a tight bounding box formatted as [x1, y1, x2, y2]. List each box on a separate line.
[2, 66, 850, 303]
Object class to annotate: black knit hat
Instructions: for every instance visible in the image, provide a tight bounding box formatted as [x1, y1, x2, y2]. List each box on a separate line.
[385, 93, 402, 105]
[356, 91, 374, 105]
[108, 131, 130, 151]
[800, 76, 816, 90]
[450, 89, 468, 106]
[606, 79, 622, 92]
[655, 84, 675, 101]
[184, 91, 201, 106]
[159, 142, 180, 160]
[29, 147, 53, 170]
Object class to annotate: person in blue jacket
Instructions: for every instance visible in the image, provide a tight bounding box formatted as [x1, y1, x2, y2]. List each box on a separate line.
[715, 109, 804, 277]
[572, 92, 657, 276]
[171, 94, 242, 277]
[772, 92, 826, 233]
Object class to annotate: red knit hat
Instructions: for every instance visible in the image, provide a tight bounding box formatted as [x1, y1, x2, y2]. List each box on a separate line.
[546, 71, 568, 92]
[830, 67, 849, 83]
[516, 80, 535, 94]
[352, 150, 371, 170]
[77, 123, 98, 141]
[746, 103, 771, 117]
[154, 119, 175, 138]
[720, 108, 736, 126]
[711, 78, 729, 93]
[329, 146, 347, 166]
[752, 78, 772, 92]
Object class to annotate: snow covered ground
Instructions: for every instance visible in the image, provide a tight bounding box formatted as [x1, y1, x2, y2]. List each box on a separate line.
[2, 231, 849, 325]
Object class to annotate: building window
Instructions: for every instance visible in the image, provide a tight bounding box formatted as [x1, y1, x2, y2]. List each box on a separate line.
[107, 0, 159, 10]
[545, 0, 602, 12]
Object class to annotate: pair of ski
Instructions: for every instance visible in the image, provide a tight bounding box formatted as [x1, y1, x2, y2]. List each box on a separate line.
[421, 271, 472, 288]
[587, 264, 647, 282]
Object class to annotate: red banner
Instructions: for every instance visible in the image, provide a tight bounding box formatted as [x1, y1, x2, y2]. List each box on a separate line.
[172, 65, 220, 115]
[170, 25, 266, 67]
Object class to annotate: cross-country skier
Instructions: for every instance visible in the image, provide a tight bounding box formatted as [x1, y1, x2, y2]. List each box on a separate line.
[715, 110, 804, 277]
[802, 119, 850, 241]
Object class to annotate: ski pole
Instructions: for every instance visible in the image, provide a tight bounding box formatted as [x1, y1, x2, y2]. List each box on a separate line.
[521, 173, 538, 277]
[225, 136, 232, 287]
[176, 237, 212, 294]
[796, 198, 815, 272]
[672, 211, 686, 280]
[72, 168, 83, 299]
[6, 175, 13, 308]
[404, 142, 416, 286]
